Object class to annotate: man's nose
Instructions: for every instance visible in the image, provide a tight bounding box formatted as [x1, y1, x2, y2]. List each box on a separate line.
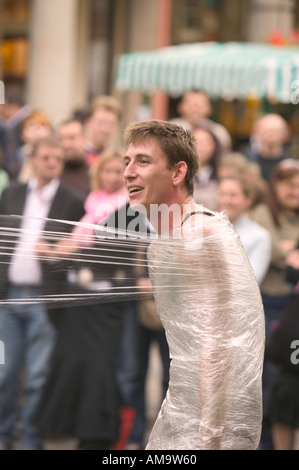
[123, 161, 135, 179]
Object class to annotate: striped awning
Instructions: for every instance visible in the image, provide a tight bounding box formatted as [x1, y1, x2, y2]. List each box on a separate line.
[114, 42, 299, 102]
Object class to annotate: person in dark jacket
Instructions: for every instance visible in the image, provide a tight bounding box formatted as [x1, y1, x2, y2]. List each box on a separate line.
[0, 135, 85, 450]
[265, 242, 299, 449]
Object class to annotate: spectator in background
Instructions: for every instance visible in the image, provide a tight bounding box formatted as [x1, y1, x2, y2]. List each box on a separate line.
[17, 111, 52, 183]
[0, 89, 32, 180]
[251, 158, 299, 450]
[265, 245, 299, 450]
[192, 125, 223, 211]
[71, 148, 128, 244]
[84, 95, 122, 168]
[217, 152, 268, 210]
[217, 175, 271, 285]
[0, 135, 85, 450]
[237, 113, 291, 181]
[170, 90, 232, 152]
[217, 152, 260, 180]
[57, 118, 90, 197]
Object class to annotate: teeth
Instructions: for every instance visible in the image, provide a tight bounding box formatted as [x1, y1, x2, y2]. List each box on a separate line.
[129, 186, 143, 193]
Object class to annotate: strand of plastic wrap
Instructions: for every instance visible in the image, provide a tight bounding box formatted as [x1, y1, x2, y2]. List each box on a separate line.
[0, 209, 265, 450]
[0, 214, 154, 307]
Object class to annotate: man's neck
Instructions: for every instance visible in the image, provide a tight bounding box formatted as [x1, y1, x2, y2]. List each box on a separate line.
[148, 194, 195, 236]
[36, 177, 53, 190]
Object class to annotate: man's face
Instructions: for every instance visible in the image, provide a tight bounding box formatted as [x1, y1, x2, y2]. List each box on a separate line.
[87, 109, 119, 149]
[58, 121, 86, 160]
[123, 140, 174, 216]
[31, 144, 64, 185]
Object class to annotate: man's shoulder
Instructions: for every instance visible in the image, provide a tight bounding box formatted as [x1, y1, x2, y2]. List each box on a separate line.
[204, 118, 227, 131]
[201, 117, 226, 134]
[251, 204, 273, 227]
[1, 181, 26, 195]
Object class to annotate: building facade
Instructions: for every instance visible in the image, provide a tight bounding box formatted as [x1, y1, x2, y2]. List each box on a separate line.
[1, 0, 299, 131]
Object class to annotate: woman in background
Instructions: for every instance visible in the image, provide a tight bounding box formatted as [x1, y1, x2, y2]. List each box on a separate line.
[217, 174, 271, 285]
[217, 152, 268, 210]
[72, 148, 128, 244]
[252, 159, 299, 449]
[265, 244, 299, 450]
[192, 126, 223, 211]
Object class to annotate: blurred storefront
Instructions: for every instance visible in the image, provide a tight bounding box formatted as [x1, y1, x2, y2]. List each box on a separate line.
[0, 0, 114, 123]
[0, 0, 30, 90]
[1, 0, 299, 143]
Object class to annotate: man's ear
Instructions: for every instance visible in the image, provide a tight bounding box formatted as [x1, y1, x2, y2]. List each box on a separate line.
[172, 161, 188, 186]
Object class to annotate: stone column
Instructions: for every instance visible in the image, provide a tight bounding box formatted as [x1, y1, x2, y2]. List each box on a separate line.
[27, 0, 87, 125]
[115, 0, 160, 128]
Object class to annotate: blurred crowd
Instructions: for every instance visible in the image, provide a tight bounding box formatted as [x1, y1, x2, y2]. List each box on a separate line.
[0, 88, 299, 450]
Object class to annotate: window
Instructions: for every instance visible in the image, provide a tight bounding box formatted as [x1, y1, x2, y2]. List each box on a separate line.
[172, 0, 222, 44]
[0, 0, 31, 90]
[172, 0, 248, 44]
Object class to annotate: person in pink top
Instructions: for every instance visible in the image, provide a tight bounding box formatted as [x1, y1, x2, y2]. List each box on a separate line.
[72, 148, 128, 245]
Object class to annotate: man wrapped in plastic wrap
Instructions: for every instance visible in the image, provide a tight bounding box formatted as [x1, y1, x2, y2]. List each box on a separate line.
[123, 119, 265, 450]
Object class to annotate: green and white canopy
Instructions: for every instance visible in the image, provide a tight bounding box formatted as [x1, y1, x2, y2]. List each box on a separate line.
[114, 42, 299, 102]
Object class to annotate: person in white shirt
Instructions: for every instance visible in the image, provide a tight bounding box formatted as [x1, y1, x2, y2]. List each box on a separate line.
[217, 174, 271, 285]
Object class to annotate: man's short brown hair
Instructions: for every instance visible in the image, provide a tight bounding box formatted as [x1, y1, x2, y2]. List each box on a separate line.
[124, 119, 199, 195]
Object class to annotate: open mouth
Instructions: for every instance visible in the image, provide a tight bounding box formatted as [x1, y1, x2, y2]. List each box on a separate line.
[128, 186, 144, 195]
